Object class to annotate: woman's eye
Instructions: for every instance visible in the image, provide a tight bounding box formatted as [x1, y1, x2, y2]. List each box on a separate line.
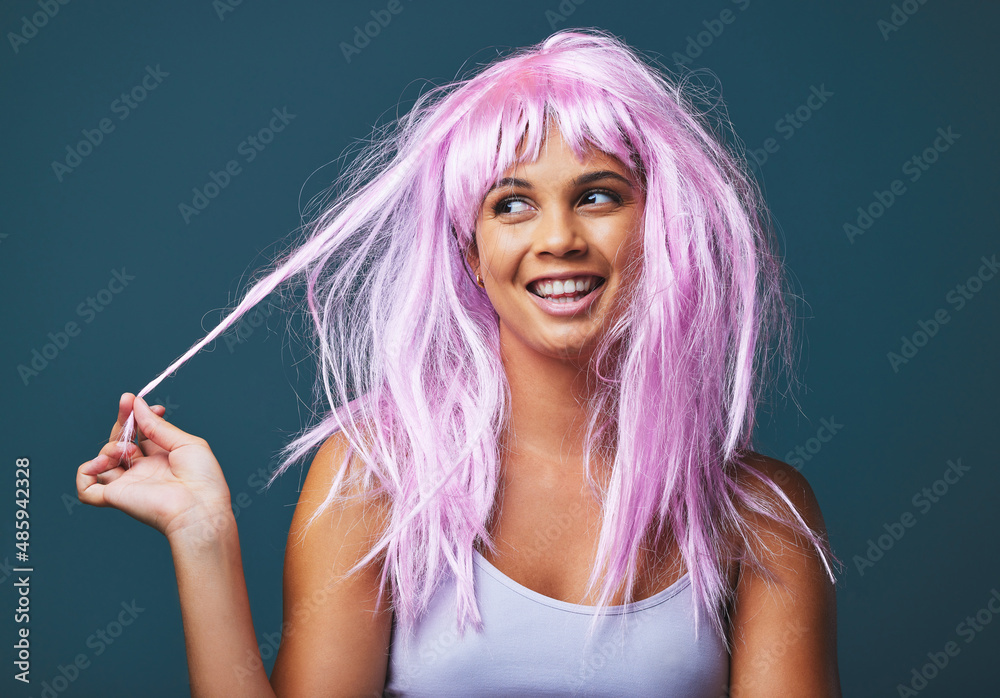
[490, 190, 621, 216]
[580, 190, 620, 206]
[494, 198, 532, 215]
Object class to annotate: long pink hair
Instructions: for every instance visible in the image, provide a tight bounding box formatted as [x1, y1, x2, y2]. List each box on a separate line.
[118, 28, 838, 644]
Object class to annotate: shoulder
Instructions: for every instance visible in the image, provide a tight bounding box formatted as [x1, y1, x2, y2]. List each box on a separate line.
[728, 450, 833, 602]
[286, 428, 394, 590]
[726, 450, 841, 696]
[269, 430, 394, 695]
[297, 429, 393, 531]
[732, 450, 826, 537]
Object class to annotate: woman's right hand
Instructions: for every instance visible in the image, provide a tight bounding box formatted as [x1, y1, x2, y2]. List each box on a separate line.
[77, 393, 234, 543]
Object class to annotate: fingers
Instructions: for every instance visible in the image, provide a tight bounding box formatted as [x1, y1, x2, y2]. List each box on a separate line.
[109, 393, 166, 445]
[82, 398, 169, 510]
[77, 461, 106, 507]
[78, 430, 155, 507]
[89, 440, 140, 472]
[132, 401, 167, 445]
[109, 392, 134, 442]
[83, 454, 127, 483]
[135, 405, 167, 455]
[78, 444, 136, 506]
[131, 395, 202, 453]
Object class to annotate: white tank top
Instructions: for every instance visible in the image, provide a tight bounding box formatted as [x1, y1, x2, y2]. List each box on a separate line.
[383, 549, 730, 696]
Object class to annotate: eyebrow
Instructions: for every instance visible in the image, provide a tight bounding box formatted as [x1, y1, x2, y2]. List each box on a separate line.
[484, 169, 634, 196]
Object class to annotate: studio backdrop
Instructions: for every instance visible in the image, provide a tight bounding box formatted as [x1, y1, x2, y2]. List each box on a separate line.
[1, 1, 997, 696]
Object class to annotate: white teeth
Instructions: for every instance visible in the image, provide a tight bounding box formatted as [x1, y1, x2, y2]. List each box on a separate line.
[531, 275, 601, 299]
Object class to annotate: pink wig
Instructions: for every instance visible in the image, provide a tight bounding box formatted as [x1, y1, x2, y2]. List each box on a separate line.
[118, 28, 837, 644]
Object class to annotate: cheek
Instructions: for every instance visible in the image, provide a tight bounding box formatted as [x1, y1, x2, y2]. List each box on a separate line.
[626, 228, 644, 267]
[479, 237, 522, 279]
[621, 211, 645, 263]
[601, 219, 641, 264]
[604, 227, 644, 298]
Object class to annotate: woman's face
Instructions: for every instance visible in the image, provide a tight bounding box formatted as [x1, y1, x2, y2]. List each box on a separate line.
[468, 125, 644, 364]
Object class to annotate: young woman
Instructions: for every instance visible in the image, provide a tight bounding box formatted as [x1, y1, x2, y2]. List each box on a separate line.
[77, 29, 841, 696]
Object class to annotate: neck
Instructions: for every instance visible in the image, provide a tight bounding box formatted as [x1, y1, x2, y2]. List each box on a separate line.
[498, 332, 602, 478]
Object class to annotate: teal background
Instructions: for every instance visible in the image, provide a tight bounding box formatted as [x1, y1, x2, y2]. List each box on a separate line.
[1, 1, 998, 695]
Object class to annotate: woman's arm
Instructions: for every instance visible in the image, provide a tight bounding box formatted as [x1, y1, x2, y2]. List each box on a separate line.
[268, 432, 394, 696]
[168, 511, 275, 696]
[78, 394, 276, 696]
[727, 454, 842, 697]
[78, 396, 393, 696]
[169, 431, 394, 697]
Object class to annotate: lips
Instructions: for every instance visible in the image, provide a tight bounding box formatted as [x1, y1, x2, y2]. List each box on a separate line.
[528, 275, 606, 299]
[527, 276, 607, 317]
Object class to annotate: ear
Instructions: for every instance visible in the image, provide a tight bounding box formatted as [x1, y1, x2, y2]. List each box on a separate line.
[465, 236, 480, 276]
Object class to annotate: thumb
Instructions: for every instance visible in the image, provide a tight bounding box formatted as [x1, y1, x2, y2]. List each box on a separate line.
[132, 395, 203, 453]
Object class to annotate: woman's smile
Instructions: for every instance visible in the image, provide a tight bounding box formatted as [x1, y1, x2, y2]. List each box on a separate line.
[527, 275, 607, 316]
[468, 124, 643, 361]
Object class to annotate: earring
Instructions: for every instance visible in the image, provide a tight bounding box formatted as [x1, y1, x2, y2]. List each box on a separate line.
[476, 272, 485, 288]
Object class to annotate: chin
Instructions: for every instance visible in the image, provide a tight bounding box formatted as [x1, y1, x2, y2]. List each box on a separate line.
[543, 338, 600, 363]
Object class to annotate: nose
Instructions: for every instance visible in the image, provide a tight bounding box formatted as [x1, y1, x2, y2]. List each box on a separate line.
[531, 207, 587, 258]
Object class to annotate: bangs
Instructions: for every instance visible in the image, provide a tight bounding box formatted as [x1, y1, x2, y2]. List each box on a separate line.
[442, 65, 644, 241]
